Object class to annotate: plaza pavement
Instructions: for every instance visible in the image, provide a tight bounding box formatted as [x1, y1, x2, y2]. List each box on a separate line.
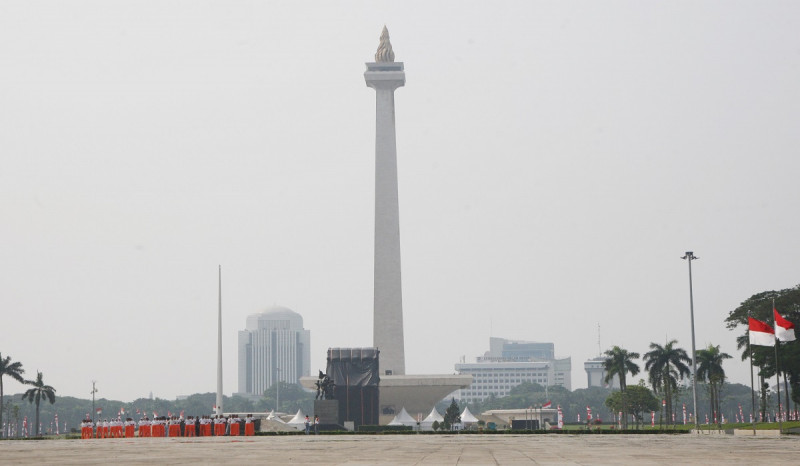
[1, 434, 799, 465]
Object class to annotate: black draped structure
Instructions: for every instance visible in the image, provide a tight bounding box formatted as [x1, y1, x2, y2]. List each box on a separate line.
[326, 348, 380, 428]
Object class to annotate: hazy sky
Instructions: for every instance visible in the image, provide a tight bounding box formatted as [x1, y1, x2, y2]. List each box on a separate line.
[2, 1, 799, 403]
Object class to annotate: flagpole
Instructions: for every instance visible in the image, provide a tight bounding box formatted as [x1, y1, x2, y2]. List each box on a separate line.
[748, 310, 756, 435]
[772, 298, 783, 434]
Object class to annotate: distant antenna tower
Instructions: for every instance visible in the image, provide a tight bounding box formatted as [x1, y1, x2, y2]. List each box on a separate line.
[597, 323, 602, 356]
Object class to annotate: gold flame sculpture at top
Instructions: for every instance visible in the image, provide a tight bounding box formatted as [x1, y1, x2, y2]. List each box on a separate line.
[375, 25, 395, 63]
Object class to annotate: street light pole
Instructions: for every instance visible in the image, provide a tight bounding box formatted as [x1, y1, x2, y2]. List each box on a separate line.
[681, 251, 700, 431]
[91, 381, 98, 424]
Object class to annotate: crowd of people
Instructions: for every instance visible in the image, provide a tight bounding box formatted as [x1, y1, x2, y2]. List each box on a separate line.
[80, 414, 256, 439]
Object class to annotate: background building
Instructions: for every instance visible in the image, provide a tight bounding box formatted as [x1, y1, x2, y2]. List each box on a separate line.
[584, 356, 620, 389]
[236, 306, 311, 399]
[455, 338, 571, 402]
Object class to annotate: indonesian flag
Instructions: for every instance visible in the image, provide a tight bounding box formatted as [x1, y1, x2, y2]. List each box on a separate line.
[23, 416, 28, 438]
[749, 317, 775, 346]
[120, 407, 125, 415]
[96, 407, 102, 414]
[55, 413, 59, 435]
[774, 309, 796, 342]
[542, 401, 552, 409]
[651, 411, 655, 427]
[153, 411, 158, 417]
[586, 406, 592, 421]
[739, 404, 743, 422]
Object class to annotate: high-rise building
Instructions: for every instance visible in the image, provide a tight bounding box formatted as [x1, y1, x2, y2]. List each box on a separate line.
[236, 306, 311, 399]
[455, 338, 571, 402]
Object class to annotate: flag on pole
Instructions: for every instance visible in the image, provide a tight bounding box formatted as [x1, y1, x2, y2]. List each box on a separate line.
[542, 401, 552, 409]
[748, 317, 775, 346]
[682, 404, 686, 425]
[96, 407, 102, 415]
[557, 405, 563, 429]
[55, 413, 59, 435]
[23, 417, 28, 438]
[586, 406, 592, 421]
[774, 308, 796, 342]
[651, 411, 655, 427]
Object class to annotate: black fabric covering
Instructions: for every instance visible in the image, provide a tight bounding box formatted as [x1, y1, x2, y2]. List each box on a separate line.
[326, 348, 380, 427]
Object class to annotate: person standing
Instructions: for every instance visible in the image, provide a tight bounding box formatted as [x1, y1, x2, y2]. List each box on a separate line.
[304, 415, 310, 434]
[314, 415, 319, 435]
[184, 416, 195, 437]
[229, 414, 240, 436]
[124, 418, 135, 438]
[81, 417, 93, 439]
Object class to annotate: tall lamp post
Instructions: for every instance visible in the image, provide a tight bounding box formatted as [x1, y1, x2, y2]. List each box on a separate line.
[91, 381, 98, 424]
[681, 251, 699, 431]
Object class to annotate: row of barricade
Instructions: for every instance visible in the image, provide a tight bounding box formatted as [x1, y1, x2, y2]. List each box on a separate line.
[80, 417, 256, 439]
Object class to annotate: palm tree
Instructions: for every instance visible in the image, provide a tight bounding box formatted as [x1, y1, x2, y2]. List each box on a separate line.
[644, 340, 691, 426]
[603, 346, 640, 429]
[0, 353, 25, 438]
[22, 371, 56, 436]
[696, 344, 732, 426]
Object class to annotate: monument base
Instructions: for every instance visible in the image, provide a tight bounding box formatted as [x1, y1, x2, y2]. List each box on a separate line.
[314, 399, 340, 425]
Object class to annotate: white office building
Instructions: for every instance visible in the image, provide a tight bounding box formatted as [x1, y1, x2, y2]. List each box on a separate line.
[236, 306, 311, 398]
[455, 338, 571, 402]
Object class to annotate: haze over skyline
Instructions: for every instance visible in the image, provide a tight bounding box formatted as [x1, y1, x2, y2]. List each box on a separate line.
[2, 1, 799, 403]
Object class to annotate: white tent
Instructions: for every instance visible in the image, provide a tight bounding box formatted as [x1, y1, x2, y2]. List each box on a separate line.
[387, 407, 417, 427]
[460, 406, 479, 424]
[420, 407, 444, 431]
[286, 409, 308, 431]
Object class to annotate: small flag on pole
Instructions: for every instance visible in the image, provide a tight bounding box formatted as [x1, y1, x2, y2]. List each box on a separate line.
[542, 401, 552, 409]
[748, 317, 775, 346]
[774, 308, 796, 342]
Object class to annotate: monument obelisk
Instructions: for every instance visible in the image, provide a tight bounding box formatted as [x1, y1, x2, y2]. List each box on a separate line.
[365, 26, 406, 376]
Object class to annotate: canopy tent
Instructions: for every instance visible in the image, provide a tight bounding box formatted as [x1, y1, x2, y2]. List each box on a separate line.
[387, 407, 417, 427]
[266, 410, 285, 423]
[460, 406, 479, 424]
[286, 409, 307, 430]
[420, 407, 444, 431]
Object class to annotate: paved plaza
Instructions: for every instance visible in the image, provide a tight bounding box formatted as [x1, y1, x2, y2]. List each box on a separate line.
[1, 434, 799, 465]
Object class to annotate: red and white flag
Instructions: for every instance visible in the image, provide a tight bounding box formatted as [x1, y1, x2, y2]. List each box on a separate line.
[749, 317, 775, 346]
[651, 411, 654, 427]
[542, 401, 552, 409]
[774, 308, 796, 342]
[23, 416, 28, 438]
[586, 406, 592, 421]
[54, 413, 59, 435]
